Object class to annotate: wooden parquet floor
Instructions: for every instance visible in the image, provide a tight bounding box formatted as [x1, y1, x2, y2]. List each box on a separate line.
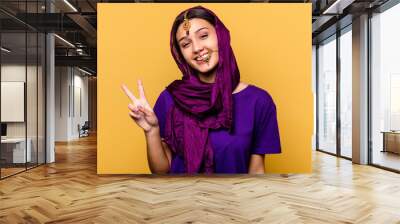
[1, 134, 400, 224]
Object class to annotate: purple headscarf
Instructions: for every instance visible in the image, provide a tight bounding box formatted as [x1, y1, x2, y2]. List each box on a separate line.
[164, 6, 240, 174]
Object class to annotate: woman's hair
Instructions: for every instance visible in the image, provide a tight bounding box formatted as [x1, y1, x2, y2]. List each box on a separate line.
[171, 7, 216, 59]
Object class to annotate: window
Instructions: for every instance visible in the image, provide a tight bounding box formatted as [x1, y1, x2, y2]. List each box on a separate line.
[317, 35, 337, 154]
[371, 2, 400, 171]
[339, 27, 352, 158]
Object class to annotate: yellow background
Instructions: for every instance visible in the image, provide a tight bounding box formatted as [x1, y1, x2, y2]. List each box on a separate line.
[97, 3, 312, 174]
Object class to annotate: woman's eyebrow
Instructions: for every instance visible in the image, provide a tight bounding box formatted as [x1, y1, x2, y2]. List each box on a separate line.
[178, 27, 209, 43]
[194, 27, 208, 33]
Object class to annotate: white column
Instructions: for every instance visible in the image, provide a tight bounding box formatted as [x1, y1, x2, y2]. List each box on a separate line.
[352, 14, 369, 164]
[45, 1, 55, 163]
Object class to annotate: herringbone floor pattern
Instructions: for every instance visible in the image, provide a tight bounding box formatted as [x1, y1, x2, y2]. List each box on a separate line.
[1, 134, 400, 223]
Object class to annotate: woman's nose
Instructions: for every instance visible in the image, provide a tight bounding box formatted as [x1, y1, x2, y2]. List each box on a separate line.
[192, 39, 203, 54]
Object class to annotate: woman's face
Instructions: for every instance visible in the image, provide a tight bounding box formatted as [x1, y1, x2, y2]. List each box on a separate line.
[176, 18, 219, 74]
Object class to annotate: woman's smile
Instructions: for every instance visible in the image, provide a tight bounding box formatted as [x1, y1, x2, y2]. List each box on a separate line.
[194, 52, 210, 61]
[194, 52, 211, 64]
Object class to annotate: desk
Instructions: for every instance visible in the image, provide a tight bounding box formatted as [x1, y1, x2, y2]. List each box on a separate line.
[1, 138, 31, 163]
[381, 131, 400, 154]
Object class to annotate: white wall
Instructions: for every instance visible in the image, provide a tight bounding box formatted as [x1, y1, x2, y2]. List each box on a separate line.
[55, 66, 69, 141]
[72, 72, 89, 138]
[55, 67, 89, 141]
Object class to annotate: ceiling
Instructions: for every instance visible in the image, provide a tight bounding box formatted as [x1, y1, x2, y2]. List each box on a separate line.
[0, 0, 393, 75]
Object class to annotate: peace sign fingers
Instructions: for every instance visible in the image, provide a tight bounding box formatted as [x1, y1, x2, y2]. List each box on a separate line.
[121, 83, 139, 105]
[137, 80, 147, 101]
[137, 80, 153, 111]
[122, 80, 159, 132]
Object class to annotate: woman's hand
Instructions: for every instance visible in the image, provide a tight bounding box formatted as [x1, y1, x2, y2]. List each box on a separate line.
[248, 154, 265, 174]
[121, 80, 159, 133]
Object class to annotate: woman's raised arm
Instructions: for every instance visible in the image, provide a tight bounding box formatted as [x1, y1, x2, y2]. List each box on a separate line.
[121, 80, 171, 174]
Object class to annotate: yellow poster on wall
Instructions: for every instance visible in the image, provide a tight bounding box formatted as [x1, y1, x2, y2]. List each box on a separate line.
[97, 3, 312, 174]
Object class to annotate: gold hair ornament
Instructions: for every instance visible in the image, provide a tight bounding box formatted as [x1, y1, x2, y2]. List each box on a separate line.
[183, 10, 191, 36]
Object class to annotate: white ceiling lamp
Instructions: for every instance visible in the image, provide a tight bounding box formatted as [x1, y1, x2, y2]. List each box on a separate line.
[54, 34, 75, 48]
[63, 0, 78, 12]
[322, 0, 355, 15]
[1, 47, 11, 53]
[78, 67, 93, 76]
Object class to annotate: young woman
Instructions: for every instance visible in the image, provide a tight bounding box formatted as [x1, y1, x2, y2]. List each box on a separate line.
[122, 6, 281, 174]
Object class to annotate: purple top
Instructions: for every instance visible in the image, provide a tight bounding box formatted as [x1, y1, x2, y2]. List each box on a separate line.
[153, 84, 281, 174]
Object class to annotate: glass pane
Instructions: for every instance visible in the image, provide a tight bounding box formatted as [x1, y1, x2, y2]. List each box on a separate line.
[312, 45, 317, 151]
[1, 1, 46, 178]
[27, 31, 38, 169]
[38, 32, 45, 165]
[1, 30, 27, 177]
[371, 4, 400, 171]
[318, 36, 337, 154]
[340, 28, 352, 158]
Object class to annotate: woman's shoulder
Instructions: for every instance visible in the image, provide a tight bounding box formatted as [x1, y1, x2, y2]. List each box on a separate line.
[239, 83, 275, 104]
[246, 84, 278, 117]
[158, 89, 173, 101]
[154, 89, 174, 112]
[156, 88, 176, 104]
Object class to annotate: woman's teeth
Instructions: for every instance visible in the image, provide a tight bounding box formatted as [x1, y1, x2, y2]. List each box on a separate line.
[196, 53, 210, 61]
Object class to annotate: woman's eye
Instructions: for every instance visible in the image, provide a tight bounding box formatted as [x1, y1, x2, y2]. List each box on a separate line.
[182, 43, 190, 48]
[201, 34, 208, 39]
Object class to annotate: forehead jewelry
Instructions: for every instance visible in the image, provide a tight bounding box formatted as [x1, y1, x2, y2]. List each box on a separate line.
[182, 10, 191, 36]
